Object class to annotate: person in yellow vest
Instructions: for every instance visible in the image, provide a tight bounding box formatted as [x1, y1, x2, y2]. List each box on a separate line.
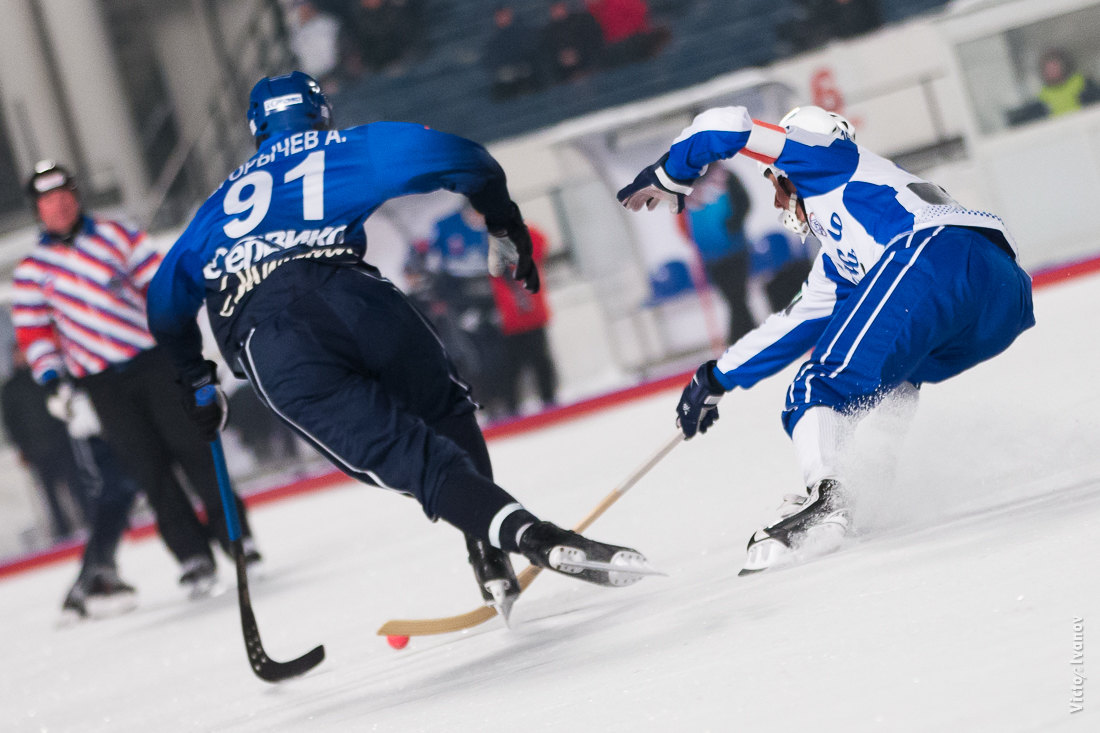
[1037, 48, 1100, 117]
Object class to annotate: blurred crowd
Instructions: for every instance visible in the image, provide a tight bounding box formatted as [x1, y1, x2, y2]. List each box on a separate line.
[481, 0, 670, 100]
[285, 0, 893, 104]
[776, 0, 883, 56]
[287, 0, 430, 88]
[286, 0, 672, 100]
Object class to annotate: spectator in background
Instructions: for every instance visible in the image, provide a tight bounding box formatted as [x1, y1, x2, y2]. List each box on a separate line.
[1007, 48, 1100, 126]
[406, 204, 510, 420]
[752, 231, 816, 313]
[287, 0, 353, 93]
[490, 225, 558, 417]
[483, 4, 542, 100]
[683, 165, 756, 344]
[537, 0, 605, 84]
[823, 0, 883, 40]
[1, 343, 87, 540]
[1037, 48, 1100, 117]
[778, 0, 883, 54]
[347, 0, 428, 73]
[585, 0, 669, 67]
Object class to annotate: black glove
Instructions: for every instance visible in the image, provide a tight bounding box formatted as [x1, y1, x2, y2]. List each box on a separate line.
[676, 360, 726, 439]
[180, 360, 228, 442]
[485, 202, 540, 294]
[617, 155, 696, 214]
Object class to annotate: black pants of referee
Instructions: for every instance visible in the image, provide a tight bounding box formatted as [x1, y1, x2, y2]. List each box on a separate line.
[80, 347, 253, 566]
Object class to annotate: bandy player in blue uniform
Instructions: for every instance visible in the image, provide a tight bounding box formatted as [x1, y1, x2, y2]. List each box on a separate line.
[147, 72, 652, 620]
[618, 105, 1035, 574]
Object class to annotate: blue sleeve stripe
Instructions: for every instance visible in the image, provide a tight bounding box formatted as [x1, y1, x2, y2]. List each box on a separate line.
[665, 129, 751, 180]
[714, 318, 831, 390]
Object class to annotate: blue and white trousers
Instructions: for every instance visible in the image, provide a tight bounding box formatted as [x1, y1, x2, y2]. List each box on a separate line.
[783, 226, 1035, 484]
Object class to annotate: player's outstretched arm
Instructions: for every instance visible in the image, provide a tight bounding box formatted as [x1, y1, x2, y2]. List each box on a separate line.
[654, 106, 859, 188]
[713, 253, 843, 391]
[364, 122, 540, 292]
[672, 256, 841, 439]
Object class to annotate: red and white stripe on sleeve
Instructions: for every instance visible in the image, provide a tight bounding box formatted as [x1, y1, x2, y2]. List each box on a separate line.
[741, 120, 787, 165]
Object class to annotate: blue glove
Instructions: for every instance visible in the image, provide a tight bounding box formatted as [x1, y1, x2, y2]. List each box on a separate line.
[676, 360, 726, 439]
[617, 155, 696, 214]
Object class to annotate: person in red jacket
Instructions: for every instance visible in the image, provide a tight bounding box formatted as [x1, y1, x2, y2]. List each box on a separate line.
[585, 0, 669, 67]
[490, 225, 558, 417]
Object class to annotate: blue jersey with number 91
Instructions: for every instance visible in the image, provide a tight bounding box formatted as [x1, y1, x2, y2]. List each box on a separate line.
[147, 122, 514, 379]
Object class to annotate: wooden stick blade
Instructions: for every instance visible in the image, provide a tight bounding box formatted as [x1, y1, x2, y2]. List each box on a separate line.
[375, 432, 683, 638]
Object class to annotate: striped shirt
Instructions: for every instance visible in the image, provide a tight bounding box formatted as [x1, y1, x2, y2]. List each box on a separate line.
[12, 216, 161, 383]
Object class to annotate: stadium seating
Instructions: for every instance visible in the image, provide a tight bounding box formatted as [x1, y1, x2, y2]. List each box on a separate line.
[330, 0, 950, 143]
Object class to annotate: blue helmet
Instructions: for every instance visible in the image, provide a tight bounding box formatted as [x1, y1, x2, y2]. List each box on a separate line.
[246, 71, 333, 145]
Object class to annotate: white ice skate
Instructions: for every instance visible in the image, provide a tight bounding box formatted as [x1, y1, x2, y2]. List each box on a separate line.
[739, 479, 851, 575]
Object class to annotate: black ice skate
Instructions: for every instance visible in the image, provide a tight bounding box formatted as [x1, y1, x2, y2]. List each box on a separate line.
[61, 567, 137, 621]
[178, 556, 218, 599]
[517, 521, 658, 587]
[739, 478, 851, 576]
[465, 535, 520, 623]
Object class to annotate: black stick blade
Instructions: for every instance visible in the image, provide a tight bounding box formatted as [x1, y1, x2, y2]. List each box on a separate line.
[236, 551, 326, 683]
[245, 620, 326, 682]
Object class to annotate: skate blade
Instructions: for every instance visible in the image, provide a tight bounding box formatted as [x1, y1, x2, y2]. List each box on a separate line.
[739, 536, 792, 576]
[483, 579, 517, 627]
[739, 522, 848, 576]
[57, 608, 86, 627]
[244, 558, 266, 582]
[85, 593, 139, 618]
[185, 577, 222, 601]
[551, 550, 663, 587]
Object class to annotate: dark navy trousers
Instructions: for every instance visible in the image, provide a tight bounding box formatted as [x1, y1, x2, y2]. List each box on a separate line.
[783, 226, 1035, 434]
[234, 262, 517, 541]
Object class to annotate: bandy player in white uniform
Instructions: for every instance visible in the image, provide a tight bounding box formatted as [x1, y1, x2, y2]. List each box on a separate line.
[617, 106, 1035, 573]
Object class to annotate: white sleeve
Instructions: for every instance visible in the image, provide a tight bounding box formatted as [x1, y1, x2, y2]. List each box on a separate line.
[713, 253, 844, 390]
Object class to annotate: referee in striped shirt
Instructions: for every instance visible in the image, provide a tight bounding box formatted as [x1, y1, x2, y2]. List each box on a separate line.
[11, 161, 261, 601]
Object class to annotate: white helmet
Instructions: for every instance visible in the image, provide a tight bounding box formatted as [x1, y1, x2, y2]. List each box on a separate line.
[758, 105, 853, 242]
[759, 105, 856, 180]
[778, 105, 855, 141]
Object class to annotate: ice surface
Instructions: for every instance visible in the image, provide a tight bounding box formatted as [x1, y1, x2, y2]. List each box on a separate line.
[1, 273, 1098, 732]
